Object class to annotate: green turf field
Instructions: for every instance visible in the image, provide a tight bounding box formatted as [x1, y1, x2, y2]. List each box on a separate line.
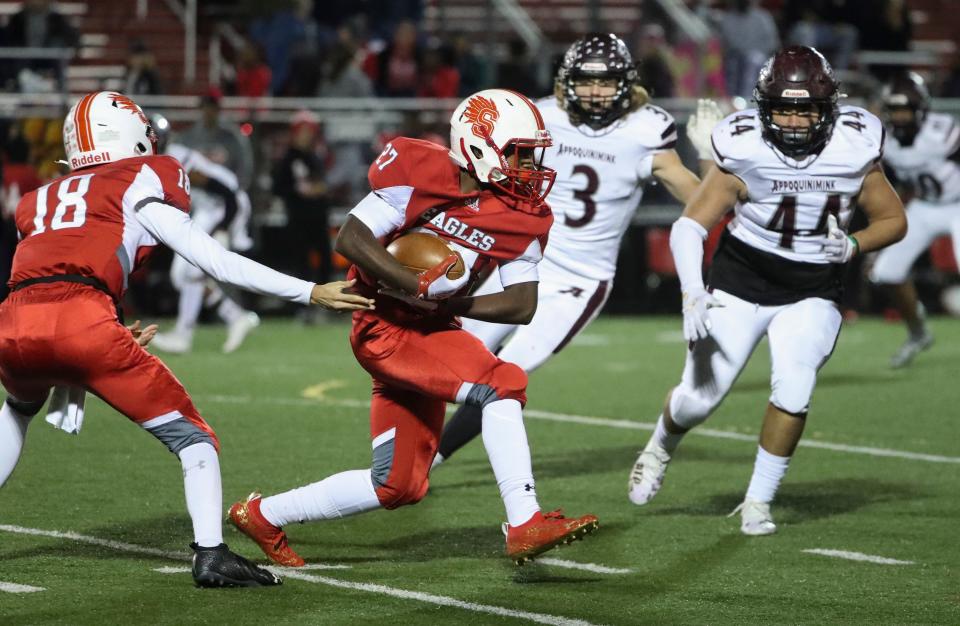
[1, 316, 958, 625]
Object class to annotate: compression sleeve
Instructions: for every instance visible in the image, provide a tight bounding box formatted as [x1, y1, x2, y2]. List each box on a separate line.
[136, 201, 314, 304]
[669, 216, 708, 293]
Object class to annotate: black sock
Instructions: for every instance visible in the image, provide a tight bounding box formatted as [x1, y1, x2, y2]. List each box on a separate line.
[438, 404, 484, 459]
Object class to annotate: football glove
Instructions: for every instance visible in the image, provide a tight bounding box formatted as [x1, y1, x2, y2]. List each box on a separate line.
[821, 215, 859, 263]
[682, 287, 722, 342]
[685, 99, 724, 161]
[417, 254, 470, 299]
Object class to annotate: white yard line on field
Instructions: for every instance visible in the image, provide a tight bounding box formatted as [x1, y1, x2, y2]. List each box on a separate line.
[152, 566, 602, 626]
[802, 549, 915, 565]
[197, 393, 960, 465]
[2, 525, 600, 626]
[533, 558, 631, 574]
[0, 581, 44, 593]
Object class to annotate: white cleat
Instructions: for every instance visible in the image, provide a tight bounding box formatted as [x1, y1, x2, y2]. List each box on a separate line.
[223, 312, 260, 353]
[889, 332, 933, 369]
[729, 498, 777, 536]
[627, 445, 671, 505]
[150, 331, 192, 354]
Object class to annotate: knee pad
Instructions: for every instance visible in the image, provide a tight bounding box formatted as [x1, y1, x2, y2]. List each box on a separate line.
[144, 415, 218, 455]
[369, 432, 428, 509]
[770, 367, 816, 416]
[463, 362, 528, 408]
[668, 384, 718, 430]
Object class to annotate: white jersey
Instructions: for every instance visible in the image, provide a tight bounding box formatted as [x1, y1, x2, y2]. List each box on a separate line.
[711, 105, 884, 264]
[883, 112, 960, 205]
[537, 96, 678, 281]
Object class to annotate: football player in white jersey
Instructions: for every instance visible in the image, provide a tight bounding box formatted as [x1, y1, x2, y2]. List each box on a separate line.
[628, 46, 906, 535]
[148, 114, 261, 354]
[432, 33, 718, 468]
[869, 72, 960, 367]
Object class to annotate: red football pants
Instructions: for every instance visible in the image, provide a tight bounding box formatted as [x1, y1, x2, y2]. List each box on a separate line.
[350, 313, 527, 508]
[0, 284, 217, 448]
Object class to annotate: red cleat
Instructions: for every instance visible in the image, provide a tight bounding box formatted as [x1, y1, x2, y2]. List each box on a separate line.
[504, 509, 599, 565]
[227, 492, 305, 567]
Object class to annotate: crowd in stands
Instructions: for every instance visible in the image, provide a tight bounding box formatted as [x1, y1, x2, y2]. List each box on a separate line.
[0, 0, 959, 315]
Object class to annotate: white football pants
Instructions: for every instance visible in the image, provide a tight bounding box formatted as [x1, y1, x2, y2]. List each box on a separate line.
[869, 198, 960, 284]
[668, 289, 842, 427]
[462, 257, 611, 372]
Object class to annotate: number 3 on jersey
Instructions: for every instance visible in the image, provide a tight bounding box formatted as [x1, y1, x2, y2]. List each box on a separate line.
[32, 173, 95, 235]
[565, 164, 598, 228]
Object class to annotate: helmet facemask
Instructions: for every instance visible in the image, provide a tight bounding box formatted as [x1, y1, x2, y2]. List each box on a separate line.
[462, 129, 556, 206]
[756, 94, 838, 159]
[562, 71, 633, 129]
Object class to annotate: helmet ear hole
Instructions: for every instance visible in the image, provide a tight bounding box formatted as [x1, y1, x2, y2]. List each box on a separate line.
[136, 142, 147, 154]
[470, 145, 484, 159]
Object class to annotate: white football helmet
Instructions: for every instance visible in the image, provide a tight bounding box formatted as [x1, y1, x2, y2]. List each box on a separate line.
[63, 91, 156, 170]
[449, 88, 555, 205]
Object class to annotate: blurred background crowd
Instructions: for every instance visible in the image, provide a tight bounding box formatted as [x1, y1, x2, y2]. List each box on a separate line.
[1, 0, 958, 319]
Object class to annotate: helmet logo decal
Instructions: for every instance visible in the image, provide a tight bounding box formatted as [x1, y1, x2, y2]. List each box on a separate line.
[463, 95, 499, 139]
[781, 89, 810, 98]
[109, 92, 149, 126]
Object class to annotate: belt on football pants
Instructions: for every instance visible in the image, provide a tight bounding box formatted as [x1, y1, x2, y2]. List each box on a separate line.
[12, 274, 124, 324]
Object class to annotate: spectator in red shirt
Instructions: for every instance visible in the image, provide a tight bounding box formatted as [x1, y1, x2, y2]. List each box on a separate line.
[363, 20, 422, 97]
[417, 44, 459, 98]
[235, 40, 272, 98]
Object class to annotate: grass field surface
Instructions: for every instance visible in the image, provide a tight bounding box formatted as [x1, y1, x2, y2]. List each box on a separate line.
[1, 316, 958, 624]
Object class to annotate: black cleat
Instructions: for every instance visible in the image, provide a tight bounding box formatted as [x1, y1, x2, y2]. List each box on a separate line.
[191, 542, 283, 588]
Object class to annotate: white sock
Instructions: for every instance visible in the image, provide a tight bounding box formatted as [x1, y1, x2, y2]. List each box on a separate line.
[260, 469, 381, 527]
[745, 446, 791, 504]
[179, 442, 223, 547]
[216, 293, 245, 325]
[0, 401, 32, 487]
[647, 414, 684, 455]
[481, 399, 539, 527]
[175, 281, 205, 336]
[430, 452, 444, 471]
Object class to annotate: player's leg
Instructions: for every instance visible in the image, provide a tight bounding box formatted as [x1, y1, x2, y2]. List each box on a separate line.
[734, 297, 842, 536]
[869, 200, 939, 367]
[355, 321, 598, 561]
[152, 255, 204, 354]
[629, 289, 771, 505]
[235, 385, 443, 566]
[0, 391, 49, 486]
[207, 282, 260, 354]
[73, 316, 278, 586]
[436, 273, 609, 466]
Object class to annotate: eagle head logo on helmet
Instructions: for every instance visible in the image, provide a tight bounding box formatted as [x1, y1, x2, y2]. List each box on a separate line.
[63, 91, 157, 171]
[753, 46, 841, 159]
[449, 89, 556, 207]
[463, 95, 499, 140]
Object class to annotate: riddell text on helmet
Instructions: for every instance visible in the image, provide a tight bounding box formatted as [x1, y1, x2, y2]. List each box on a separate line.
[71, 151, 111, 169]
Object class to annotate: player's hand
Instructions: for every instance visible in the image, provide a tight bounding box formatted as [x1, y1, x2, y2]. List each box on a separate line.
[377, 287, 440, 312]
[416, 254, 470, 299]
[685, 99, 724, 161]
[821, 215, 859, 263]
[310, 279, 375, 311]
[682, 288, 722, 341]
[127, 320, 159, 347]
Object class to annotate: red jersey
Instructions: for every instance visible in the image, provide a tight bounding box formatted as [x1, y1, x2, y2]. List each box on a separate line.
[350, 137, 552, 321]
[1, 162, 43, 220]
[10, 155, 190, 299]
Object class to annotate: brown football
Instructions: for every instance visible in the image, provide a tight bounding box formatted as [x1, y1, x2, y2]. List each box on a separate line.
[386, 232, 466, 279]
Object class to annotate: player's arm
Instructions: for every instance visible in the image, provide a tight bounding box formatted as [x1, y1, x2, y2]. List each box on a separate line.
[443, 258, 539, 324]
[136, 202, 373, 310]
[849, 165, 907, 254]
[651, 150, 703, 205]
[335, 214, 420, 294]
[671, 166, 744, 341]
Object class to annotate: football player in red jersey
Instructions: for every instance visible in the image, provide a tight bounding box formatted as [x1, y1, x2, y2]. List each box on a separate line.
[230, 89, 599, 566]
[0, 91, 373, 587]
